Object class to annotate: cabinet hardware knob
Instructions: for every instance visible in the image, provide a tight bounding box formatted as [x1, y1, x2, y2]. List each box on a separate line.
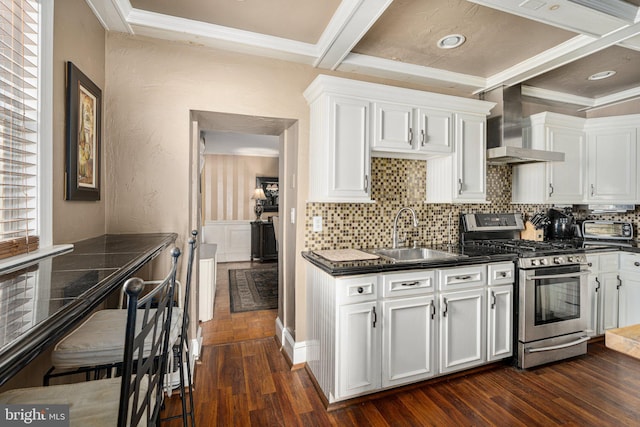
[357, 287, 364, 294]
[500, 272, 508, 278]
[634, 261, 640, 267]
[588, 262, 592, 267]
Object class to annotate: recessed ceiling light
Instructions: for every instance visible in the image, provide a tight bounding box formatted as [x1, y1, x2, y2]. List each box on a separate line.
[588, 70, 616, 80]
[549, 4, 561, 11]
[437, 34, 466, 49]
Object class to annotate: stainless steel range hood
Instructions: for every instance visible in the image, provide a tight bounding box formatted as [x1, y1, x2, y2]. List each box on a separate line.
[484, 85, 565, 164]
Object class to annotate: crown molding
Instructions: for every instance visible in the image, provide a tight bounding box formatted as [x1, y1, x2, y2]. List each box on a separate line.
[521, 85, 594, 107]
[337, 53, 486, 93]
[127, 9, 319, 64]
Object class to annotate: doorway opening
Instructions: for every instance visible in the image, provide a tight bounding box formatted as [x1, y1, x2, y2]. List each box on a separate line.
[189, 111, 297, 347]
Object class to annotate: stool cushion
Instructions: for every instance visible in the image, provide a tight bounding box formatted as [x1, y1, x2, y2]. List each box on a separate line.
[0, 376, 149, 426]
[52, 307, 183, 369]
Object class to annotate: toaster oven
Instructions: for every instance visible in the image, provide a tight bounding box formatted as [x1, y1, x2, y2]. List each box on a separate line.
[581, 220, 633, 240]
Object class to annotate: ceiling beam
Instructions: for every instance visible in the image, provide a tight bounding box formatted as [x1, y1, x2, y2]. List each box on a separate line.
[313, 0, 393, 70]
[84, 0, 133, 33]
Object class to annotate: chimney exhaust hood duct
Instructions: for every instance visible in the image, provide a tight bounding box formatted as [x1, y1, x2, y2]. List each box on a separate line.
[484, 85, 565, 164]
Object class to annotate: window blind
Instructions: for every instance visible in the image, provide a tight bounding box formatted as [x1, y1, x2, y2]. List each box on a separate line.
[0, 0, 39, 259]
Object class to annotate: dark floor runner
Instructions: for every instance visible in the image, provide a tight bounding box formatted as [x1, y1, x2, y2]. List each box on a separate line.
[228, 266, 278, 313]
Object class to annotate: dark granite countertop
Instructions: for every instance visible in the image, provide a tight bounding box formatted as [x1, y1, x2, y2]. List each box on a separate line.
[0, 233, 177, 386]
[302, 245, 518, 276]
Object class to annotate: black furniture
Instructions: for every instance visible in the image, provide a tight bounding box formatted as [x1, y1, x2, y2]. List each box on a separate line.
[251, 221, 277, 262]
[0, 233, 177, 387]
[0, 248, 181, 427]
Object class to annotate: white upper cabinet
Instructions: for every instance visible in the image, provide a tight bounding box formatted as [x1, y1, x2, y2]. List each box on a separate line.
[426, 113, 488, 203]
[372, 102, 452, 157]
[513, 113, 640, 205]
[306, 93, 372, 203]
[585, 118, 637, 203]
[304, 75, 494, 203]
[512, 113, 586, 204]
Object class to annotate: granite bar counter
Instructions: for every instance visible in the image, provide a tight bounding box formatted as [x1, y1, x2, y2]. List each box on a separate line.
[0, 233, 177, 386]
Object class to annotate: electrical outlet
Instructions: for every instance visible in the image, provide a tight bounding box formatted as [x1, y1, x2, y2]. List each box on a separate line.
[312, 216, 322, 232]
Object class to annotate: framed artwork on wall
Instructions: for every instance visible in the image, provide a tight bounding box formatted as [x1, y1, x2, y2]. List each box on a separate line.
[65, 61, 102, 201]
[256, 176, 279, 212]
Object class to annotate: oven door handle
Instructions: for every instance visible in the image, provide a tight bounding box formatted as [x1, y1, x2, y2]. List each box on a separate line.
[525, 270, 591, 281]
[525, 335, 589, 353]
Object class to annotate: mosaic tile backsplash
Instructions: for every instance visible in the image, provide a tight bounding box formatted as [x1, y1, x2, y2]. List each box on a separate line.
[304, 157, 640, 251]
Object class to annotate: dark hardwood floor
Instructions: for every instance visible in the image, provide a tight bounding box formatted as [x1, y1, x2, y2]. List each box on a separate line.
[163, 262, 640, 426]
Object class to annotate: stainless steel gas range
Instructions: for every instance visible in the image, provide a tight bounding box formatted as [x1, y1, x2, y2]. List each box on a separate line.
[460, 212, 592, 369]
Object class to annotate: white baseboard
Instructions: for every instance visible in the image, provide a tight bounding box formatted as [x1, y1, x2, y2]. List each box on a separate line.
[276, 316, 306, 365]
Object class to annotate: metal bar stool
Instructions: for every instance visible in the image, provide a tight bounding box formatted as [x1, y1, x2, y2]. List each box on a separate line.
[0, 247, 181, 426]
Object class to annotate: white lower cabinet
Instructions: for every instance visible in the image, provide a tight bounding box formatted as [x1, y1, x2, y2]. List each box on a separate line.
[306, 261, 514, 403]
[338, 301, 380, 398]
[618, 253, 640, 328]
[487, 284, 513, 361]
[382, 295, 436, 387]
[585, 252, 620, 336]
[439, 288, 486, 374]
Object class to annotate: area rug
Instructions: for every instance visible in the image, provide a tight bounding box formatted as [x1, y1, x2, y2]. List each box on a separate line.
[229, 266, 278, 313]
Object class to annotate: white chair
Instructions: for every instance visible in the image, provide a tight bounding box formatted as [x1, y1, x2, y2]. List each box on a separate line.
[0, 247, 181, 426]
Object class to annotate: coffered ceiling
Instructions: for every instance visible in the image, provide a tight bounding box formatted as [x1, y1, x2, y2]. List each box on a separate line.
[87, 0, 640, 111]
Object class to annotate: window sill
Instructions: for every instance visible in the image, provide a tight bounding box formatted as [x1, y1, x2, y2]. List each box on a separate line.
[0, 244, 74, 274]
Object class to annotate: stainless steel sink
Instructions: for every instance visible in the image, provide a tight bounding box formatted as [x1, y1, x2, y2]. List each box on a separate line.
[373, 247, 464, 262]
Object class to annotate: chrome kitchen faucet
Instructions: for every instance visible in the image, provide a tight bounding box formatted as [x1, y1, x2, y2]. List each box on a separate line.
[392, 207, 419, 248]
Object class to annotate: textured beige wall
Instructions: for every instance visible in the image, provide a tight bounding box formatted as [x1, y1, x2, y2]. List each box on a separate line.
[202, 154, 278, 221]
[52, 0, 106, 243]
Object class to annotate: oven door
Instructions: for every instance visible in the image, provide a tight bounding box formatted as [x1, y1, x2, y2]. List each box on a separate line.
[519, 264, 589, 343]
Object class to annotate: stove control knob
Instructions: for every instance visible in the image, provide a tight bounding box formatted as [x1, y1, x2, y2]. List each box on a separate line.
[531, 259, 539, 266]
[568, 256, 574, 263]
[554, 257, 564, 264]
[540, 258, 548, 265]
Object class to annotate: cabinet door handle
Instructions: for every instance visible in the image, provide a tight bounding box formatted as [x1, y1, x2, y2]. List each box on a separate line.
[401, 281, 420, 287]
[591, 184, 595, 197]
[372, 306, 377, 328]
[549, 183, 554, 197]
[408, 127, 413, 144]
[595, 277, 600, 292]
[420, 129, 426, 146]
[617, 275, 622, 290]
[430, 300, 435, 320]
[442, 297, 448, 317]
[364, 174, 369, 192]
[458, 178, 463, 195]
[490, 291, 496, 309]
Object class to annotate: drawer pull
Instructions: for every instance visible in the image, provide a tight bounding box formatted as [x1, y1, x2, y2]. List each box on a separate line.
[401, 281, 420, 287]
[454, 275, 472, 281]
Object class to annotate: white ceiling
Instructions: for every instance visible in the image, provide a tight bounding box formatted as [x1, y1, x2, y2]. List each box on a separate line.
[88, 0, 640, 115]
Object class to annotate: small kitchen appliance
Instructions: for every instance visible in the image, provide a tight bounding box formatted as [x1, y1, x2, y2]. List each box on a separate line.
[460, 212, 590, 369]
[547, 208, 575, 240]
